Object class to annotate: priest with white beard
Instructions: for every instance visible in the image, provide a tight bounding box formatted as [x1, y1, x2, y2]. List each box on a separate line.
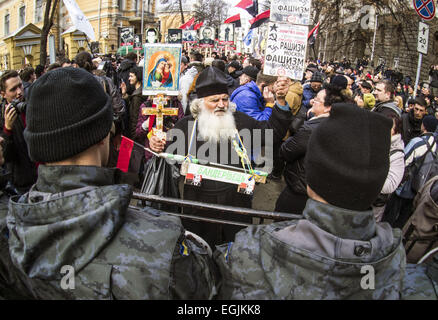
[150, 66, 293, 247]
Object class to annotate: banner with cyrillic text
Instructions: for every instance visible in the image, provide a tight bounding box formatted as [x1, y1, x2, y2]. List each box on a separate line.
[263, 22, 308, 80]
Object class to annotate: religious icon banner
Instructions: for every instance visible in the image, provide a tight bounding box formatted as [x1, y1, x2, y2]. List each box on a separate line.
[142, 44, 182, 96]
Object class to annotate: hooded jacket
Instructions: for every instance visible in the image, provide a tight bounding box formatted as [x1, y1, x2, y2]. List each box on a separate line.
[3, 165, 216, 299]
[301, 83, 319, 111]
[214, 199, 407, 299]
[381, 134, 405, 194]
[230, 81, 272, 121]
[285, 81, 303, 115]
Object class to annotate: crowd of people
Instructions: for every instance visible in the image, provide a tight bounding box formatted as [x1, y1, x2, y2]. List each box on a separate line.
[0, 47, 437, 300]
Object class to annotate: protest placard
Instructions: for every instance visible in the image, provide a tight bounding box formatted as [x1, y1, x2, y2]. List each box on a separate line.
[263, 22, 308, 80]
[199, 26, 215, 48]
[219, 24, 234, 45]
[133, 34, 142, 49]
[119, 27, 134, 46]
[168, 29, 183, 44]
[183, 30, 198, 43]
[270, 0, 311, 25]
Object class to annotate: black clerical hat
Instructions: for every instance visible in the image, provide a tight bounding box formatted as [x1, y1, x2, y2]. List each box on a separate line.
[196, 66, 229, 98]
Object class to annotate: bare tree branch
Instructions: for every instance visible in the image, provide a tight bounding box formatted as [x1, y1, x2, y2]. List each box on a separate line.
[193, 0, 230, 28]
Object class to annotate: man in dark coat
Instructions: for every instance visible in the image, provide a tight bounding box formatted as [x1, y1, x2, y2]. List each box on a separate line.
[401, 96, 428, 145]
[149, 67, 293, 247]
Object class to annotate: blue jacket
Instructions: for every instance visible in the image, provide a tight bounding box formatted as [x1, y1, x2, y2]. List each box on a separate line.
[230, 81, 272, 121]
[301, 83, 318, 111]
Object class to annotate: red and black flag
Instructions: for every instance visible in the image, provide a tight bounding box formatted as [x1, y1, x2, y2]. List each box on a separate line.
[179, 17, 195, 30]
[249, 10, 270, 29]
[116, 136, 144, 178]
[194, 21, 204, 30]
[224, 14, 242, 28]
[308, 22, 320, 45]
[235, 0, 258, 17]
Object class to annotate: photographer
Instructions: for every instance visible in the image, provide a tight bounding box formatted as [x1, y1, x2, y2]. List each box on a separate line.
[0, 70, 37, 195]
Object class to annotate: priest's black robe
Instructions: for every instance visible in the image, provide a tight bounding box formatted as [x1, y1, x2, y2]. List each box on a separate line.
[166, 104, 293, 247]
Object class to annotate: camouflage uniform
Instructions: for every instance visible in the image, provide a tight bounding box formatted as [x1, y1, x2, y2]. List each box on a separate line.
[214, 199, 408, 300]
[1, 165, 217, 299]
[402, 257, 438, 300]
[0, 188, 33, 299]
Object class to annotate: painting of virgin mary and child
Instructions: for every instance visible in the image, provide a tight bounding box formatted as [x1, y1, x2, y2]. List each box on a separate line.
[142, 44, 182, 96]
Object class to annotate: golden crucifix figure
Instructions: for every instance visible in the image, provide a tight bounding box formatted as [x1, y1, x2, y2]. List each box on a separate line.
[141, 94, 178, 139]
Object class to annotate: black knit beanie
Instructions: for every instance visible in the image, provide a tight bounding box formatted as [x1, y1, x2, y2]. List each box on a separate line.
[24, 67, 113, 162]
[196, 66, 229, 98]
[305, 103, 392, 211]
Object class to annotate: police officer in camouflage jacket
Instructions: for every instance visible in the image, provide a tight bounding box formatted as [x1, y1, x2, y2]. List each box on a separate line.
[214, 104, 438, 300]
[0, 67, 217, 299]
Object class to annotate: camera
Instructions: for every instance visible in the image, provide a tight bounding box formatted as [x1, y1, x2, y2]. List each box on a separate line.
[9, 99, 26, 114]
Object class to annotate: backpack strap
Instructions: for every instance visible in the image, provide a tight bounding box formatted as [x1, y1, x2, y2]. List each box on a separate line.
[390, 148, 404, 157]
[421, 136, 437, 162]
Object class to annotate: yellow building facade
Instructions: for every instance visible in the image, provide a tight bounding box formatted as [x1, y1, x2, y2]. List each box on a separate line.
[0, 0, 163, 70]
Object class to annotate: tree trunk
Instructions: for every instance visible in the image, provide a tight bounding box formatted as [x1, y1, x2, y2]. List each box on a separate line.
[40, 0, 59, 66]
[178, 0, 185, 24]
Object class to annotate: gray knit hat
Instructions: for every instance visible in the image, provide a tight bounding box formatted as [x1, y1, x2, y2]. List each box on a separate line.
[310, 72, 324, 83]
[24, 67, 113, 162]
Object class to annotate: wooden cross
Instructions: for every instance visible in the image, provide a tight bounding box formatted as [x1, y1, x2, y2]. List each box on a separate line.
[141, 94, 178, 132]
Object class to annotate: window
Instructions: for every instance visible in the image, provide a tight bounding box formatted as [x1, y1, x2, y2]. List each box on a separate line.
[19, 6, 26, 28]
[35, 0, 43, 23]
[4, 14, 9, 35]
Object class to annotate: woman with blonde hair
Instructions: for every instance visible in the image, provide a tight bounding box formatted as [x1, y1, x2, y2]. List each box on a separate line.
[394, 95, 404, 110]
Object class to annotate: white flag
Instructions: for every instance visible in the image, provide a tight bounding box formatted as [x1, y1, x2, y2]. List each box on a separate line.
[62, 0, 96, 41]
